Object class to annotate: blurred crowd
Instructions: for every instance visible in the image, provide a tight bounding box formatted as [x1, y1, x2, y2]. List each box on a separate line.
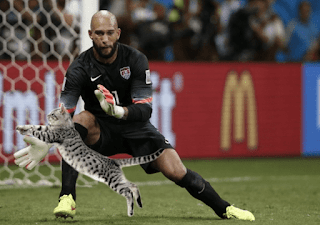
[0, 0, 320, 62]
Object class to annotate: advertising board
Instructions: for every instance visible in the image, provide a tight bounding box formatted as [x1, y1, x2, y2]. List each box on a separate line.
[302, 63, 320, 156]
[0, 62, 302, 162]
[150, 62, 302, 158]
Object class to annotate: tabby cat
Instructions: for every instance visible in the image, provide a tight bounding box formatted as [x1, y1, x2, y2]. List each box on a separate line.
[16, 104, 164, 217]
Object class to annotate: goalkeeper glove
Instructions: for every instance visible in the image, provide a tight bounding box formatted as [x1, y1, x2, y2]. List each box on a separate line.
[13, 136, 52, 170]
[94, 84, 125, 119]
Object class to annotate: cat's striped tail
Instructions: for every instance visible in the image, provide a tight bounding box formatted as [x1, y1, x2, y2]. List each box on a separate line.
[116, 149, 165, 168]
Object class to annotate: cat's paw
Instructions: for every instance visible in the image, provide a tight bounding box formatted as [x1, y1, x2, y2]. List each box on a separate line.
[130, 184, 143, 208]
[16, 125, 33, 135]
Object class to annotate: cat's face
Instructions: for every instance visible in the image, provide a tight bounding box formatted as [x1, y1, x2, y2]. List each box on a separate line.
[47, 104, 73, 127]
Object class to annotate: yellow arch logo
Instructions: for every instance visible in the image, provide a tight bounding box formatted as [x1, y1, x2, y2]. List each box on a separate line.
[220, 71, 258, 151]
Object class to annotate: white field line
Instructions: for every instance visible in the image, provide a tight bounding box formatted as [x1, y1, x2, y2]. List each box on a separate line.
[1, 175, 319, 189]
[134, 175, 320, 187]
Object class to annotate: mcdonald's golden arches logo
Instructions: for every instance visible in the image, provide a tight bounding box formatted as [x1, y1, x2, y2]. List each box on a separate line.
[220, 71, 258, 151]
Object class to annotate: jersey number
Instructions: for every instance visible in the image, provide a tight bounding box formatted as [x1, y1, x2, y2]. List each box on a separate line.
[112, 91, 120, 105]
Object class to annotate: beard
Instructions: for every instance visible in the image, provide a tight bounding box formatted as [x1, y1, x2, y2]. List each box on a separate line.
[93, 41, 118, 59]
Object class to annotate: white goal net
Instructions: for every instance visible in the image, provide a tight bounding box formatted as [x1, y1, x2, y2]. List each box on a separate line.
[0, 0, 98, 188]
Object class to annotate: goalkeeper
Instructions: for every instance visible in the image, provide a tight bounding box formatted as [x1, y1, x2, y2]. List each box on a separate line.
[14, 10, 255, 221]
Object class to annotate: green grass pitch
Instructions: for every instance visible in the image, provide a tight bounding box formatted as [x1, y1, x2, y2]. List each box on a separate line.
[0, 158, 319, 225]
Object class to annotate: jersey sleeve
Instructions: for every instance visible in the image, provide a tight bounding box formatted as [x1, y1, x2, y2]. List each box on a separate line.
[59, 66, 86, 117]
[126, 53, 153, 121]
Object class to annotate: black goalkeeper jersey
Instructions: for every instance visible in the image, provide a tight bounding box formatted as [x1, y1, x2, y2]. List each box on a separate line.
[60, 43, 153, 123]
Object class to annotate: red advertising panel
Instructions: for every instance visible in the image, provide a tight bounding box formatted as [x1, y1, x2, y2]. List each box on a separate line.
[149, 62, 302, 158]
[0, 60, 68, 163]
[0, 61, 302, 163]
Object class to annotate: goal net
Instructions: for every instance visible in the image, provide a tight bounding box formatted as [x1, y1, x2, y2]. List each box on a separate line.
[0, 0, 98, 188]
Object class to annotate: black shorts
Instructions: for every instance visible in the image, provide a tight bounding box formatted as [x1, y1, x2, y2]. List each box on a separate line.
[92, 117, 173, 174]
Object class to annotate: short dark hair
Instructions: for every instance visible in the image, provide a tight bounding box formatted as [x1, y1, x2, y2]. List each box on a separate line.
[299, 1, 311, 11]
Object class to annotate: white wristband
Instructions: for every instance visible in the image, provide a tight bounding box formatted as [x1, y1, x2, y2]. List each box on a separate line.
[114, 105, 125, 119]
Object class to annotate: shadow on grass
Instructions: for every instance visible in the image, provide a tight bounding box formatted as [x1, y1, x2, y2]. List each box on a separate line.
[35, 214, 223, 225]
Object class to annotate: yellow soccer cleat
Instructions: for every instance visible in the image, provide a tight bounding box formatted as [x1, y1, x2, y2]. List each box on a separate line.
[225, 205, 255, 221]
[53, 194, 76, 219]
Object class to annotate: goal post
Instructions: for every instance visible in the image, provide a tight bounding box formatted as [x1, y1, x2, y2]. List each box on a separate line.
[80, 0, 99, 53]
[0, 0, 99, 188]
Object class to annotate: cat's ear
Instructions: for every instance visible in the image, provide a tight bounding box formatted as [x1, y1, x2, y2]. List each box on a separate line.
[59, 103, 67, 114]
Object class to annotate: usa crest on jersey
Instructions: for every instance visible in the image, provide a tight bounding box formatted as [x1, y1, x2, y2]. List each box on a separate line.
[120, 67, 131, 80]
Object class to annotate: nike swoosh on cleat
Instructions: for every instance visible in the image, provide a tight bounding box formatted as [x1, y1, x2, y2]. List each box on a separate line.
[71, 206, 76, 211]
[198, 183, 205, 194]
[91, 75, 102, 82]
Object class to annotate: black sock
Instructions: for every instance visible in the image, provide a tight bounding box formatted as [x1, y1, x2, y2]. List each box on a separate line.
[176, 169, 230, 218]
[59, 159, 78, 201]
[59, 123, 88, 201]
